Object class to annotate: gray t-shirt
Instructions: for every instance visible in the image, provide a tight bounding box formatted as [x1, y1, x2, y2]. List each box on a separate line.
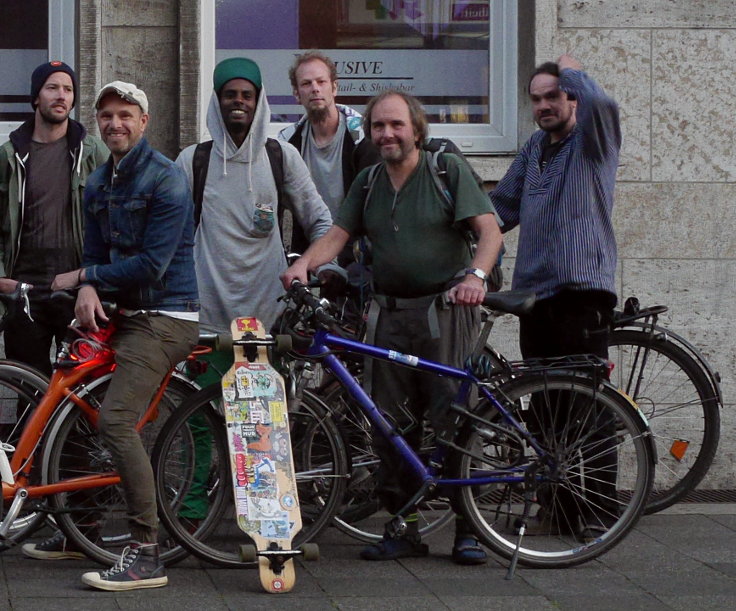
[14, 138, 75, 288]
[301, 115, 346, 219]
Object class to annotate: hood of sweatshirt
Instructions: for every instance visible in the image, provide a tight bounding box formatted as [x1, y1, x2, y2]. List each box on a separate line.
[206, 83, 270, 183]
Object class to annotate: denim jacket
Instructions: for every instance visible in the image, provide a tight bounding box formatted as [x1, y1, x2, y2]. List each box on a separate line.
[83, 137, 199, 311]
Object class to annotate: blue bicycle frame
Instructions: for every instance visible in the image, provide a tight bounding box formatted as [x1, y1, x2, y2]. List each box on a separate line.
[304, 327, 551, 499]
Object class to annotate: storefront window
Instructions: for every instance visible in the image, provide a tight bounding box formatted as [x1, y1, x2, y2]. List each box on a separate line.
[215, 0, 517, 152]
[0, 0, 75, 138]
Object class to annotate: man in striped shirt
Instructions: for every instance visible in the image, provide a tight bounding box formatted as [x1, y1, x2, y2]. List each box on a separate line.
[491, 54, 621, 539]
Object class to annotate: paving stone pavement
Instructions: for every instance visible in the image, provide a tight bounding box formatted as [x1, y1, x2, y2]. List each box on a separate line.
[1, 504, 735, 610]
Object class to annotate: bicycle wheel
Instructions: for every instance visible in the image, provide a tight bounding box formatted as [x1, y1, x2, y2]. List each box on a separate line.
[153, 383, 349, 567]
[609, 329, 719, 514]
[452, 371, 654, 568]
[319, 378, 454, 542]
[0, 362, 50, 547]
[42, 375, 197, 566]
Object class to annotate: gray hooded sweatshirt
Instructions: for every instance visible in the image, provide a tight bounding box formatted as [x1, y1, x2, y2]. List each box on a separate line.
[176, 85, 332, 333]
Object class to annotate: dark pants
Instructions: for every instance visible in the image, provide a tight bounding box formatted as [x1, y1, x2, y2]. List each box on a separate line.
[4, 294, 75, 376]
[98, 313, 198, 542]
[371, 302, 479, 517]
[519, 289, 617, 526]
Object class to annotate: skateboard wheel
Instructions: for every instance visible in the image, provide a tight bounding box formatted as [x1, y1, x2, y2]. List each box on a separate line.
[274, 334, 293, 354]
[300, 542, 319, 561]
[240, 543, 258, 563]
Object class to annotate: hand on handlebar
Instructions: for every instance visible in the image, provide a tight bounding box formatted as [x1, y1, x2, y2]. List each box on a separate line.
[280, 259, 310, 290]
[0, 278, 20, 294]
[75, 285, 109, 332]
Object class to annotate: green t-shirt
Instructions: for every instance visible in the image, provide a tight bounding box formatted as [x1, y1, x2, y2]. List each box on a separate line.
[336, 150, 494, 297]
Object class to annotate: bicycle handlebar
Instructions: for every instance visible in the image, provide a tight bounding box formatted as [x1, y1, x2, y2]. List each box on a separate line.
[287, 280, 338, 329]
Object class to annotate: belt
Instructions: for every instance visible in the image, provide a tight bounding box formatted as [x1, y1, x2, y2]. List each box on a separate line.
[364, 292, 445, 396]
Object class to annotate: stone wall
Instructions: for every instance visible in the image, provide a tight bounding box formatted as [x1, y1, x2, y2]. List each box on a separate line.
[492, 0, 734, 490]
[78, 0, 199, 159]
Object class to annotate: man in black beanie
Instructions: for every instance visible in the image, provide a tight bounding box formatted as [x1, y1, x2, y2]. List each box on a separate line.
[0, 61, 107, 464]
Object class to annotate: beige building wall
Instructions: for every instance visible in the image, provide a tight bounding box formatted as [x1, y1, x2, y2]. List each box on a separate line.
[491, 0, 734, 490]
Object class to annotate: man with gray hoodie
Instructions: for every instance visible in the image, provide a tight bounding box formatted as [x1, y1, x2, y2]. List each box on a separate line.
[176, 57, 331, 345]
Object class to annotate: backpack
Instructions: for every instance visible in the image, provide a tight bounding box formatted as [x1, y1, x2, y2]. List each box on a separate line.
[191, 138, 310, 254]
[362, 138, 504, 291]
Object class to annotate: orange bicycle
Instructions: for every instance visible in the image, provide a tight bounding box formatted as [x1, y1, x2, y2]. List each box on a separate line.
[0, 285, 206, 565]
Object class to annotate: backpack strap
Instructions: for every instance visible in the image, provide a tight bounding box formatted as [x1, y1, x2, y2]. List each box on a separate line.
[192, 140, 214, 227]
[265, 137, 285, 211]
[361, 162, 383, 214]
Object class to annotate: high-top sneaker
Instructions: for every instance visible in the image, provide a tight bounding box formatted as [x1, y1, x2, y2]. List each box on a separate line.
[21, 530, 86, 560]
[81, 542, 167, 591]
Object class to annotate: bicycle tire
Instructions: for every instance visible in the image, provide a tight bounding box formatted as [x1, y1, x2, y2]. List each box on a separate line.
[42, 375, 197, 566]
[608, 329, 719, 514]
[452, 371, 654, 568]
[319, 377, 455, 542]
[152, 383, 349, 567]
[0, 362, 50, 548]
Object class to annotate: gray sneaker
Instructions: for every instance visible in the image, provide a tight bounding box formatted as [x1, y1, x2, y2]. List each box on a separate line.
[21, 530, 86, 560]
[81, 542, 167, 591]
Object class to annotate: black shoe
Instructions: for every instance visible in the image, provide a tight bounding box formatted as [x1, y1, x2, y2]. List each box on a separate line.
[21, 530, 86, 560]
[81, 542, 167, 591]
[452, 536, 488, 565]
[360, 535, 429, 561]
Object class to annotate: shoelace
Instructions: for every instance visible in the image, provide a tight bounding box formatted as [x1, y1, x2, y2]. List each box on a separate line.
[101, 546, 137, 577]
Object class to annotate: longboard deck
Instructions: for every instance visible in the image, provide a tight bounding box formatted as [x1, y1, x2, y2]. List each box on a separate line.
[221, 317, 301, 593]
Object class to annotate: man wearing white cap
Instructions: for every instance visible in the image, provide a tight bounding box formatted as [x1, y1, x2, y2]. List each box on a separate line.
[50, 80, 199, 591]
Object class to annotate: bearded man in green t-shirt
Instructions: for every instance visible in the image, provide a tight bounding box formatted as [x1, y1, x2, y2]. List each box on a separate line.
[282, 90, 503, 565]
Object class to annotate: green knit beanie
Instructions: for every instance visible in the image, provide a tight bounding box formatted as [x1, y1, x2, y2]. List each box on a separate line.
[213, 57, 262, 93]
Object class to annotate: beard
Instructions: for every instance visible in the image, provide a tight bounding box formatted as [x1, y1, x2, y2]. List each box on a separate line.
[306, 105, 330, 124]
[378, 138, 416, 164]
[38, 105, 70, 125]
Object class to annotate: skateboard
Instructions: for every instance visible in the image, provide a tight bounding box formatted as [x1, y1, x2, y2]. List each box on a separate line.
[221, 317, 316, 593]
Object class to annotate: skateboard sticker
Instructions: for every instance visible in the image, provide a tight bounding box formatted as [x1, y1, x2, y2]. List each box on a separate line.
[280, 493, 297, 510]
[235, 317, 259, 332]
[271, 431, 290, 462]
[234, 365, 281, 400]
[260, 518, 290, 539]
[247, 422, 273, 452]
[269, 400, 287, 425]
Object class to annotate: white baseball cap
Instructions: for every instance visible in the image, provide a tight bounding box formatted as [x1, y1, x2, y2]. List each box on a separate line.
[95, 80, 149, 114]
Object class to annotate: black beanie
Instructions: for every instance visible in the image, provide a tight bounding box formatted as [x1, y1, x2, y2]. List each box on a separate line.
[30, 61, 77, 109]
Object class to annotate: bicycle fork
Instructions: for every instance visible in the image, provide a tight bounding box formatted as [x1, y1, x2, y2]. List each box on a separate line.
[0, 442, 28, 540]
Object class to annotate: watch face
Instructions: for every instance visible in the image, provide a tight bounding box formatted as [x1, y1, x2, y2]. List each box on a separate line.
[467, 268, 486, 281]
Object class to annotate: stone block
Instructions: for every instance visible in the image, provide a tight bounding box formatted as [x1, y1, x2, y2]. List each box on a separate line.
[102, 27, 179, 158]
[614, 183, 736, 259]
[559, 0, 736, 28]
[652, 30, 736, 181]
[101, 0, 177, 26]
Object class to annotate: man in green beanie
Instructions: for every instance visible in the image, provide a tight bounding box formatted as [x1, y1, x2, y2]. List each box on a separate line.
[175, 58, 331, 376]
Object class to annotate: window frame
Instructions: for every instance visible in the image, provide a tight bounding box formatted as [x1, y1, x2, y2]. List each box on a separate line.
[0, 0, 76, 142]
[202, 0, 518, 154]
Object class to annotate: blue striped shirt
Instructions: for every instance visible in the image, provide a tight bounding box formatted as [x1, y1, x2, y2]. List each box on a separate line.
[491, 68, 621, 300]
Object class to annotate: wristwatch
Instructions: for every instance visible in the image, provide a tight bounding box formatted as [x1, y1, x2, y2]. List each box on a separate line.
[465, 268, 487, 281]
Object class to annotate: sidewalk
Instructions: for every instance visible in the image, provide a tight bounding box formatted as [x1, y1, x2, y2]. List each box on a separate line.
[2, 504, 735, 610]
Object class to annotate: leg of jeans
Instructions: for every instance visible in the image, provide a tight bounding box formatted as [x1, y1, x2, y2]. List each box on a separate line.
[98, 315, 197, 543]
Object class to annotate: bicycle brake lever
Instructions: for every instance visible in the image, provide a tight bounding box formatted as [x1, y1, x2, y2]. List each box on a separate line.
[19, 282, 33, 322]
